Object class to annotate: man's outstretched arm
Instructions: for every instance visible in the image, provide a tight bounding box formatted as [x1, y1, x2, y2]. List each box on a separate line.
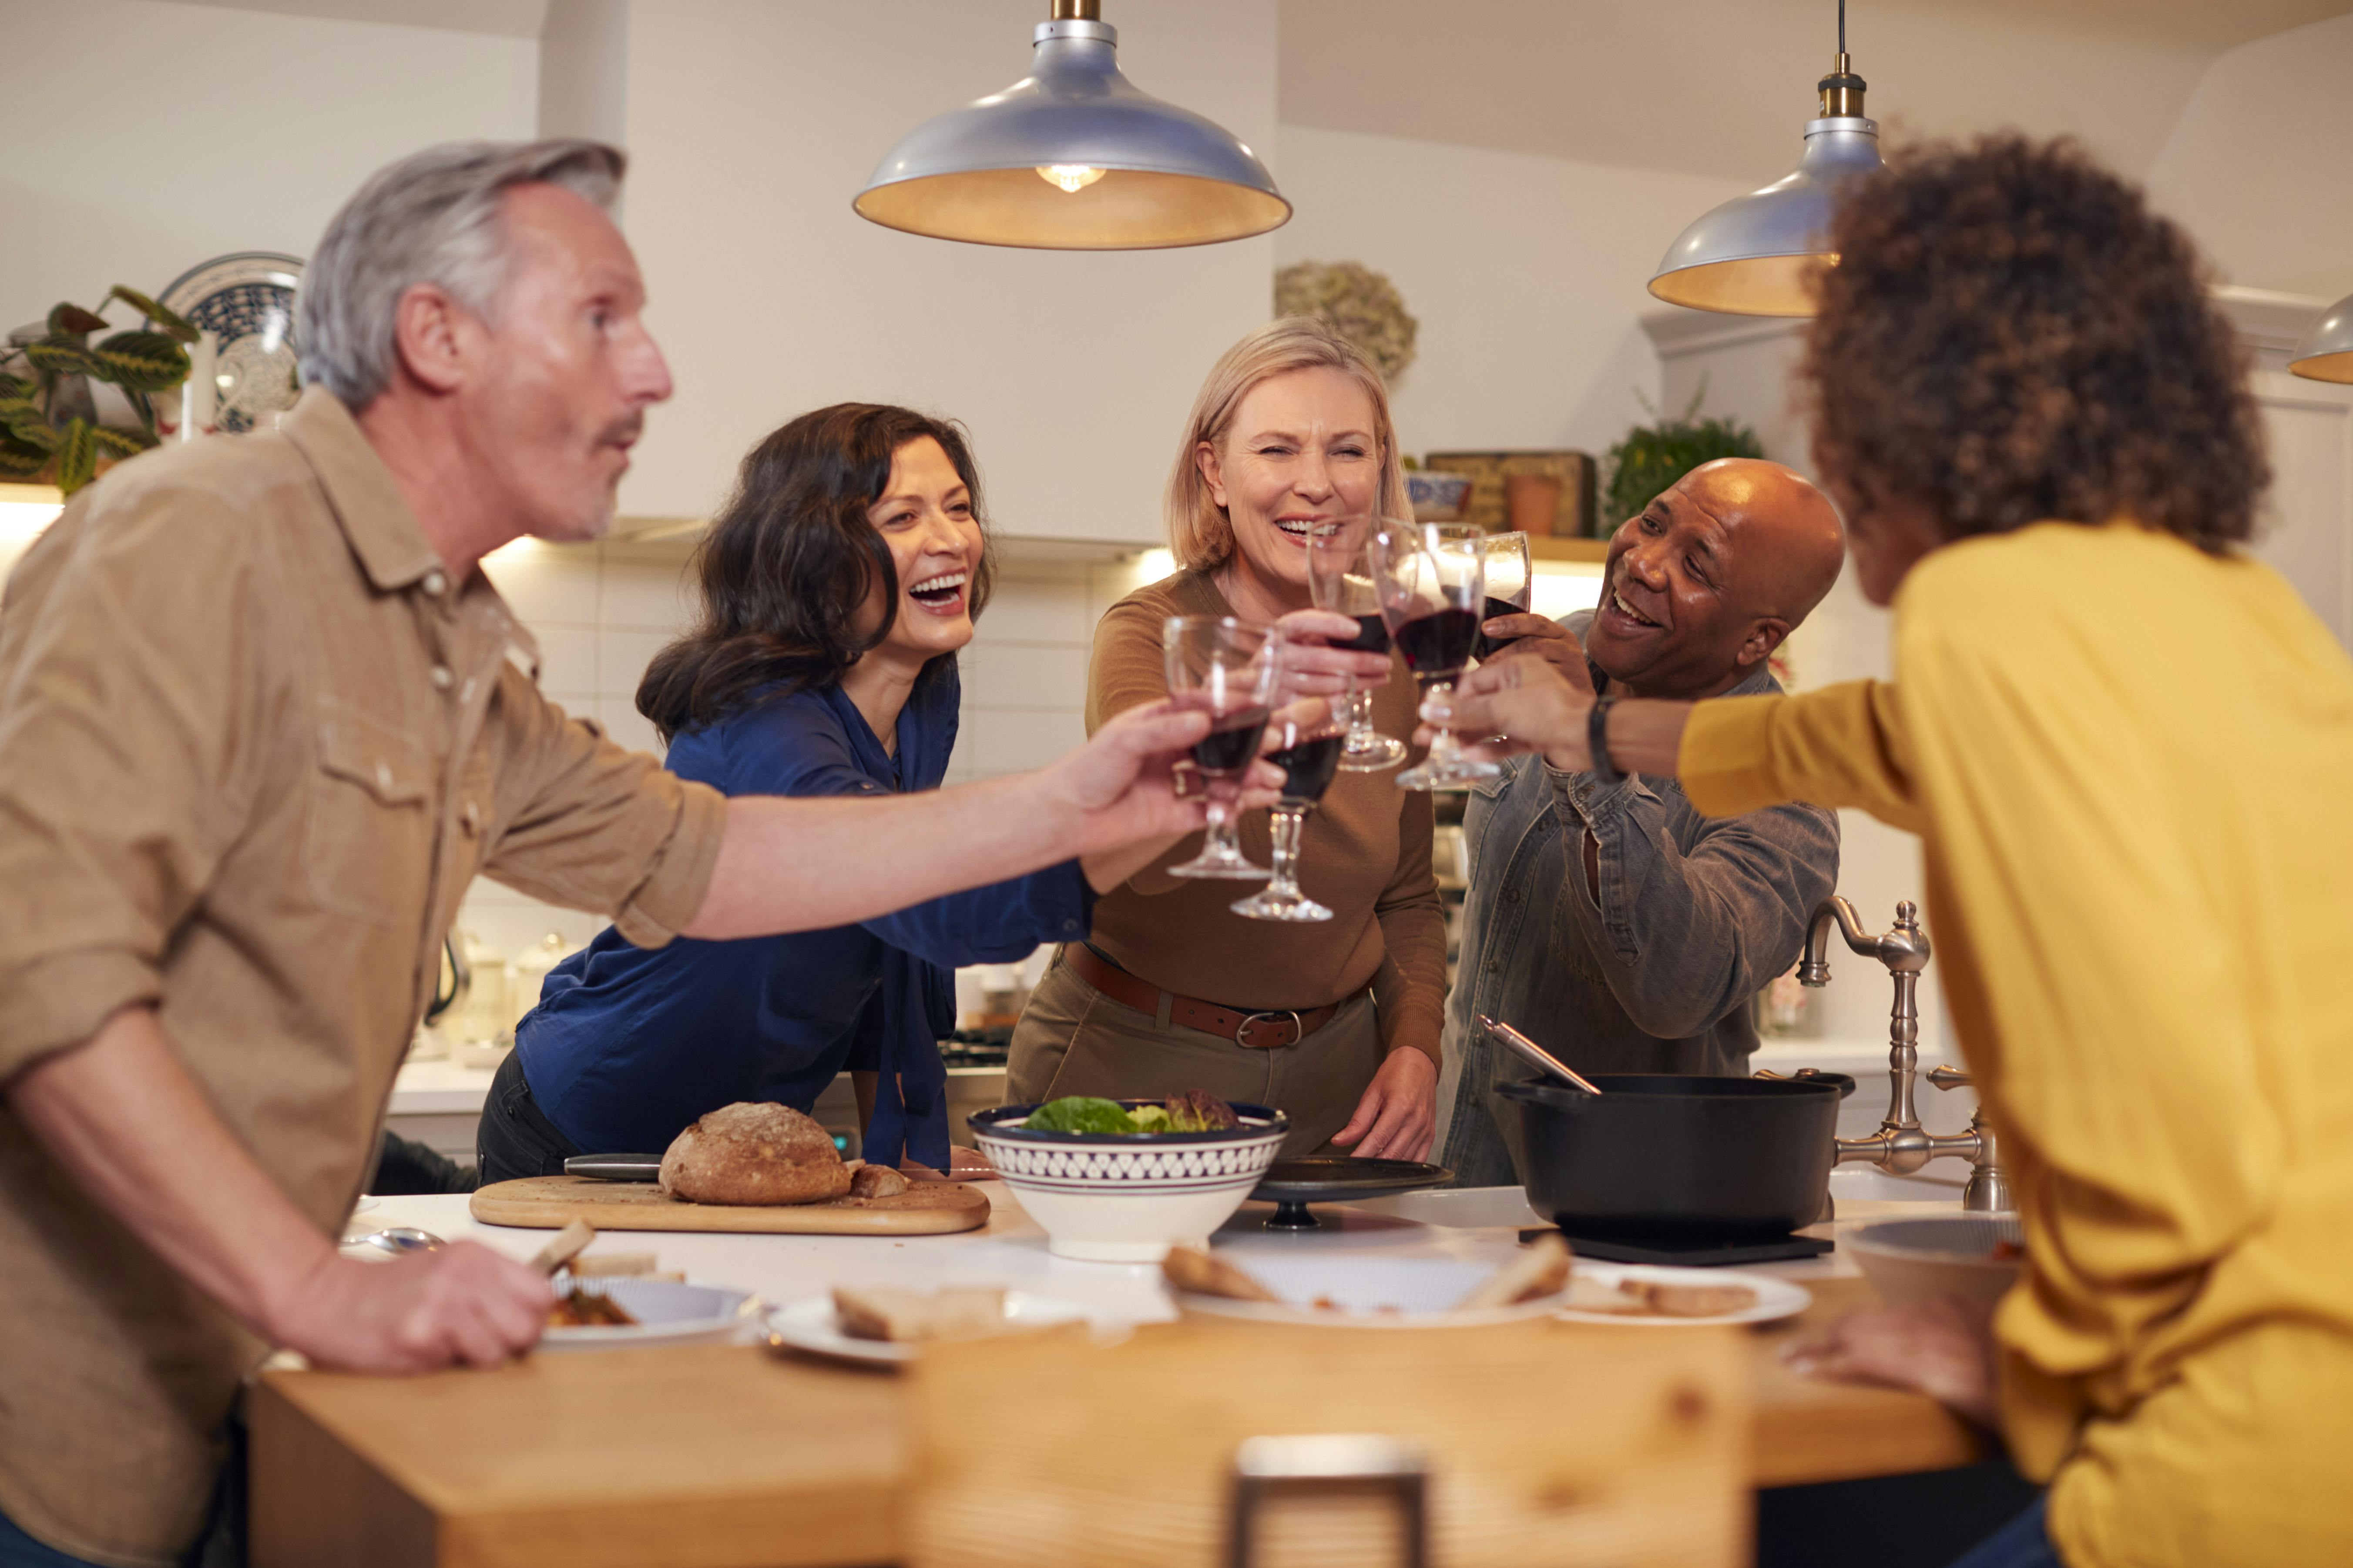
[685, 697, 1251, 940]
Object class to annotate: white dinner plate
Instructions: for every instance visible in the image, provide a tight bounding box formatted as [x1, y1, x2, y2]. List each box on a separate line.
[539, 1277, 762, 1353]
[762, 1292, 1103, 1366]
[1171, 1252, 1568, 1329]
[1553, 1263, 1811, 1327]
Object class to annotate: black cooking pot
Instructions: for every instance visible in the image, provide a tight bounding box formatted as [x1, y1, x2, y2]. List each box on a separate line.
[1498, 1073, 1854, 1241]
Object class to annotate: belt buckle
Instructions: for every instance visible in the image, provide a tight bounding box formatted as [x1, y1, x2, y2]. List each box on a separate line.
[1236, 1009, 1302, 1049]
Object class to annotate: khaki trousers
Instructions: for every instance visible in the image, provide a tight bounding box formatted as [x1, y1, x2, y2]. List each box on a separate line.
[1006, 948, 1382, 1158]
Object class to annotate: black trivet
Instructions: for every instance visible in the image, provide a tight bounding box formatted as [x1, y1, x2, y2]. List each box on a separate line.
[1517, 1230, 1834, 1266]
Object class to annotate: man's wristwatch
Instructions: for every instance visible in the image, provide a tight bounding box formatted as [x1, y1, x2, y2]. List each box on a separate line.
[1586, 695, 1622, 786]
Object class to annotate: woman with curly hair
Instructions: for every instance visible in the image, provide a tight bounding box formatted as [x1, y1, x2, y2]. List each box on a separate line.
[1437, 137, 2350, 1567]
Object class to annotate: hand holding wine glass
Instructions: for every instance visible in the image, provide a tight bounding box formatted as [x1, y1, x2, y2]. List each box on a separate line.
[1230, 661, 1347, 924]
[1305, 519, 1409, 773]
[1162, 615, 1278, 880]
[1369, 520, 1500, 791]
[1473, 531, 1533, 663]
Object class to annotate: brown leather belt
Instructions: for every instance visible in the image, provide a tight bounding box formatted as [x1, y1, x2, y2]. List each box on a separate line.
[1062, 942, 1349, 1051]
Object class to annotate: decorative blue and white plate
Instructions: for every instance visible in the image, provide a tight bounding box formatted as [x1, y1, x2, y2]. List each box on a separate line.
[159, 252, 304, 433]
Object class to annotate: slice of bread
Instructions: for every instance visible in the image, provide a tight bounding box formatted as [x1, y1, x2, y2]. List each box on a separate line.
[832, 1285, 1009, 1343]
[1637, 1281, 1758, 1318]
[848, 1164, 910, 1199]
[658, 1102, 850, 1206]
[1458, 1233, 1573, 1310]
[1160, 1246, 1282, 1303]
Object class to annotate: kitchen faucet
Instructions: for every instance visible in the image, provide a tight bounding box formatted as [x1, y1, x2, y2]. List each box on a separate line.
[1769, 896, 2011, 1212]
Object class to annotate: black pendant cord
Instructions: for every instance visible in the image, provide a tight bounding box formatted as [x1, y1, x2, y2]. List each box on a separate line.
[1839, 0, 1846, 54]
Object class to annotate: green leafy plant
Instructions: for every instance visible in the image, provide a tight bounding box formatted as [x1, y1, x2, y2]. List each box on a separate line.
[1601, 382, 1764, 526]
[0, 286, 199, 494]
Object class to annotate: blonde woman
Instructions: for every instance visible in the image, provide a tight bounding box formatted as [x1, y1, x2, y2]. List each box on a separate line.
[1007, 318, 1443, 1159]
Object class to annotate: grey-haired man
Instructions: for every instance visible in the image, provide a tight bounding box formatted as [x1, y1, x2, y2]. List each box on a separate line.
[0, 141, 1298, 1568]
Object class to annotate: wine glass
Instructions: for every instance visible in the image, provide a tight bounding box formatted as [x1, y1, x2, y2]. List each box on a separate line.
[1474, 531, 1534, 661]
[1369, 520, 1500, 792]
[1305, 520, 1407, 772]
[1230, 667, 1344, 923]
[1163, 615, 1277, 880]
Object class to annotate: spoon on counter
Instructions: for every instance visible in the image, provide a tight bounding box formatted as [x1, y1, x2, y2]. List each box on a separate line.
[1479, 1016, 1603, 1096]
[346, 1226, 445, 1257]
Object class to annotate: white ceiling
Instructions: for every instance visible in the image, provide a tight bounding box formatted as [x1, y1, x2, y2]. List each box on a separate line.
[1278, 0, 2353, 183]
[157, 0, 547, 36]
[153, 0, 2353, 187]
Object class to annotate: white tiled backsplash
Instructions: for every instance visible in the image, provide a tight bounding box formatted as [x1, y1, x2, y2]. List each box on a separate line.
[455, 537, 1160, 975]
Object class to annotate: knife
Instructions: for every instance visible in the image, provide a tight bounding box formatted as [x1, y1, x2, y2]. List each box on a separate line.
[564, 1153, 664, 1182]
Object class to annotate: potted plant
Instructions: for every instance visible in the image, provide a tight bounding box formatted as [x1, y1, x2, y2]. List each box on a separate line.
[0, 286, 200, 494]
[1601, 383, 1764, 526]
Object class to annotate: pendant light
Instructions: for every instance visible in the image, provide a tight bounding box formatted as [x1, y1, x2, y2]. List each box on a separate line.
[2289, 292, 2353, 383]
[1648, 0, 1885, 316]
[853, 0, 1289, 251]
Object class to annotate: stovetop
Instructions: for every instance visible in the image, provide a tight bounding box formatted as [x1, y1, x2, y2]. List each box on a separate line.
[938, 1027, 1011, 1068]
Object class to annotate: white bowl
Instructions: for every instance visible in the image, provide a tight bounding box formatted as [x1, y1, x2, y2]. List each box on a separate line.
[1844, 1214, 2024, 1314]
[969, 1101, 1289, 1263]
[1174, 1252, 1570, 1328]
[540, 1276, 760, 1353]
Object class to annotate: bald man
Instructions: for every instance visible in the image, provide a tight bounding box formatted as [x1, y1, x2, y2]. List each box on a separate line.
[1436, 459, 1847, 1189]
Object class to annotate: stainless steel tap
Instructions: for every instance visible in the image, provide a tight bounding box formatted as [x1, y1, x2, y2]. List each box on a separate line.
[1788, 896, 2010, 1212]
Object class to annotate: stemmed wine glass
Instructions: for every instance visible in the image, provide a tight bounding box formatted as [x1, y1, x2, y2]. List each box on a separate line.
[1474, 531, 1533, 661]
[1163, 615, 1277, 880]
[1305, 520, 1407, 772]
[1230, 665, 1345, 923]
[1369, 520, 1500, 792]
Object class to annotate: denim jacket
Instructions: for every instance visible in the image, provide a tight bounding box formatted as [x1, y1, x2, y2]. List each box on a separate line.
[1435, 612, 1839, 1186]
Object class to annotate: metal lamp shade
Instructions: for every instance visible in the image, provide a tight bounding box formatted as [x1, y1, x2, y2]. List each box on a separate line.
[2289, 292, 2353, 384]
[853, 20, 1289, 250]
[1648, 117, 1885, 317]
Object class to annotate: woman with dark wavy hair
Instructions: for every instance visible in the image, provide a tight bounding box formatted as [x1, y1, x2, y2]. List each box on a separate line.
[1437, 137, 2350, 1568]
[478, 404, 1161, 1178]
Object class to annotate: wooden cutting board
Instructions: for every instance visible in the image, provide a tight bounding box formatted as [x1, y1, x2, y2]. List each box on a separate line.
[469, 1175, 990, 1235]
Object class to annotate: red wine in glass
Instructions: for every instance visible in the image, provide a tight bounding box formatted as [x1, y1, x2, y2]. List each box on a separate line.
[1234, 714, 1344, 923]
[1473, 595, 1531, 661]
[1339, 613, 1391, 654]
[1265, 729, 1344, 803]
[1190, 706, 1271, 775]
[1393, 606, 1480, 685]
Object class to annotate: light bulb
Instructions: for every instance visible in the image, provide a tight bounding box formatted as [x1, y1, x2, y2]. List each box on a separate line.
[1035, 164, 1106, 194]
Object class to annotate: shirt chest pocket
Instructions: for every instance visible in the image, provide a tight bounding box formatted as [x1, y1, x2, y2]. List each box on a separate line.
[306, 707, 436, 927]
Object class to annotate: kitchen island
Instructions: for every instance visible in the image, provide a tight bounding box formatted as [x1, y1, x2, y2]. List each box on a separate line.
[259, 1184, 1983, 1567]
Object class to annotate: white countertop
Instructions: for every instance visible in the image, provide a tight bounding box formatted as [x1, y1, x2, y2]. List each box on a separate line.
[344, 1180, 1937, 1333]
[388, 1055, 503, 1115]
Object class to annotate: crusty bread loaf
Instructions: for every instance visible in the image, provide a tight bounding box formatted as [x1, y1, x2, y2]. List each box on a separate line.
[658, 1102, 849, 1206]
[832, 1285, 1008, 1343]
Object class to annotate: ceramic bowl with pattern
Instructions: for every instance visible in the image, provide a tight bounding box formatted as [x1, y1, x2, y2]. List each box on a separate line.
[1406, 471, 1474, 521]
[969, 1101, 1289, 1263]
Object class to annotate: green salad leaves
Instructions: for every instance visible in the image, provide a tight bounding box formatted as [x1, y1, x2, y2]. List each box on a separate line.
[1021, 1090, 1241, 1135]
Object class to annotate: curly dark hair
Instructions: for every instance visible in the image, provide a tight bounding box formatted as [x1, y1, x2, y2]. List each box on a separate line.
[1800, 136, 2267, 551]
[638, 403, 992, 743]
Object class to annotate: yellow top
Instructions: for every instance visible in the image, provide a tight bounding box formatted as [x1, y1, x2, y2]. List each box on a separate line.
[1682, 522, 2353, 1568]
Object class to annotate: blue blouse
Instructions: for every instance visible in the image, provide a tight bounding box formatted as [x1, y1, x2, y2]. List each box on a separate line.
[512, 663, 1093, 1168]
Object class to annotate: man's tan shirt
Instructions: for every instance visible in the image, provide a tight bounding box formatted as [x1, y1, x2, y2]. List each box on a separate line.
[0, 390, 726, 1566]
